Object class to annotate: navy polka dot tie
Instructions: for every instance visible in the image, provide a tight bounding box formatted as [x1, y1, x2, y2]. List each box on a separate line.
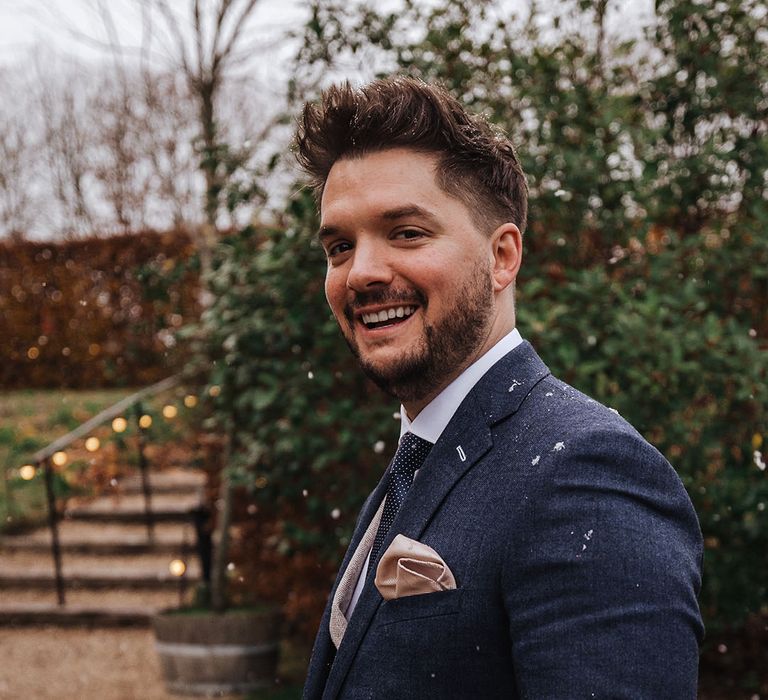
[368, 432, 434, 574]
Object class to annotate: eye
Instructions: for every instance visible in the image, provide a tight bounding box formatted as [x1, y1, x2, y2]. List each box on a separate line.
[393, 229, 425, 241]
[327, 240, 353, 258]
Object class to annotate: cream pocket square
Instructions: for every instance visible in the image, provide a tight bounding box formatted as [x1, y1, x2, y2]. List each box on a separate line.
[374, 533, 457, 600]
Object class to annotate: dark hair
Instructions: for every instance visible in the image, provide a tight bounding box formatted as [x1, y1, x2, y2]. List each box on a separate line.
[295, 76, 528, 234]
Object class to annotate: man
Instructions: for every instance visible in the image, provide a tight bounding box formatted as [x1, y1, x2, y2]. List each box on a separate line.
[296, 76, 703, 699]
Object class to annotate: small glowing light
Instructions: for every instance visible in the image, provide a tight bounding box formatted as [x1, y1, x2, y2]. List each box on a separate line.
[331, 508, 341, 520]
[227, 562, 235, 571]
[52, 451, 67, 467]
[169, 559, 186, 577]
[139, 414, 152, 429]
[85, 437, 100, 452]
[209, 385, 221, 397]
[183, 394, 198, 408]
[112, 417, 128, 433]
[373, 440, 386, 454]
[88, 343, 101, 356]
[162, 405, 178, 419]
[27, 347, 40, 360]
[20, 465, 36, 480]
[254, 476, 268, 489]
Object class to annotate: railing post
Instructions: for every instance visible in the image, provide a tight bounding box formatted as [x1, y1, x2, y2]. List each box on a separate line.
[134, 402, 155, 542]
[41, 456, 65, 606]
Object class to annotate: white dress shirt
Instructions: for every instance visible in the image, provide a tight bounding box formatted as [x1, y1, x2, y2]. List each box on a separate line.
[345, 328, 523, 617]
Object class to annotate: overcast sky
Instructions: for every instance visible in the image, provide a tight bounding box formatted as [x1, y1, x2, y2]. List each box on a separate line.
[0, 0, 656, 68]
[0, 0, 309, 67]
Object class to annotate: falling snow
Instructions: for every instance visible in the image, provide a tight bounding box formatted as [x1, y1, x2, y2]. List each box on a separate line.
[531, 455, 540, 466]
[553, 442, 565, 451]
[373, 440, 386, 454]
[545, 392, 553, 397]
[754, 450, 766, 471]
[508, 380, 522, 392]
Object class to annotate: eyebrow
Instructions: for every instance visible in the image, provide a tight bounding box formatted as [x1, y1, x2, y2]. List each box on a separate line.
[379, 204, 440, 224]
[316, 204, 440, 242]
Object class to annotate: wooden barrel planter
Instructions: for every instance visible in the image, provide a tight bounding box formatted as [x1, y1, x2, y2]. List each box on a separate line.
[153, 607, 282, 696]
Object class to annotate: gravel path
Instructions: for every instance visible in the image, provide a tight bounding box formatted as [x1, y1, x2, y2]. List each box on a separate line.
[0, 627, 242, 700]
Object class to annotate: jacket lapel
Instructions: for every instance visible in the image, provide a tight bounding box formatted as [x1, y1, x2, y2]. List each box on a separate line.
[303, 472, 391, 700]
[319, 342, 551, 699]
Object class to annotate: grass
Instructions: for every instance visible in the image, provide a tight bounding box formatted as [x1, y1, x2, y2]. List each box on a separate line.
[0, 387, 144, 532]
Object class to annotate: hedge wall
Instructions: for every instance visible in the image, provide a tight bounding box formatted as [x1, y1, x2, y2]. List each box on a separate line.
[0, 231, 200, 389]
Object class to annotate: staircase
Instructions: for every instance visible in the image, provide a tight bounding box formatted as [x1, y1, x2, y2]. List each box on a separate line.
[0, 467, 206, 627]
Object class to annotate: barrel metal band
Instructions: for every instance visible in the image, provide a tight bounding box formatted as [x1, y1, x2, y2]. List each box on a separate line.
[155, 641, 278, 657]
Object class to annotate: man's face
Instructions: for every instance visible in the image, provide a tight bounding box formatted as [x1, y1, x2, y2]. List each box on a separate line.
[319, 148, 503, 411]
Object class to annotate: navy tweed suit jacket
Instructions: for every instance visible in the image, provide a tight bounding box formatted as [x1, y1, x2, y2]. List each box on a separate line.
[303, 342, 704, 699]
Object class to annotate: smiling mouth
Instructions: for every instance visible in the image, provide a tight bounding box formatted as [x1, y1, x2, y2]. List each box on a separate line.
[359, 305, 417, 330]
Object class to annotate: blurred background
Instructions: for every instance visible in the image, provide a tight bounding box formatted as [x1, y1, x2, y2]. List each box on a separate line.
[0, 0, 765, 698]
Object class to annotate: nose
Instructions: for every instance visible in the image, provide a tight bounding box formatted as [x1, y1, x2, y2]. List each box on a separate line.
[345, 239, 393, 292]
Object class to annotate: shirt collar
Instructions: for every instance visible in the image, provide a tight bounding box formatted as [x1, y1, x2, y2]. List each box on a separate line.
[399, 328, 523, 444]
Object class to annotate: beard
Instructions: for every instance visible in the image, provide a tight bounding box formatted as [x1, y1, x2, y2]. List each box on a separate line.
[339, 261, 495, 405]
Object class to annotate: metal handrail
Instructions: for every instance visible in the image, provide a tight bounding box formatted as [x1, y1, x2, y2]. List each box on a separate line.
[29, 374, 199, 606]
[31, 375, 180, 463]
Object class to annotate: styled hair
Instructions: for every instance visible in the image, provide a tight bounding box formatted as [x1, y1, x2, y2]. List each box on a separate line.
[295, 76, 528, 235]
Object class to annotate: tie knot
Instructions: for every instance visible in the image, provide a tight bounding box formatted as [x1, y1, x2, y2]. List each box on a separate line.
[392, 432, 433, 477]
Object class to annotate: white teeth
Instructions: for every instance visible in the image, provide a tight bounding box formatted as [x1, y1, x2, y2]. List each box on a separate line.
[361, 306, 416, 325]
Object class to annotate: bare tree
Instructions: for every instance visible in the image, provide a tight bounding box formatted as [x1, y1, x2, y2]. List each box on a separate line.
[129, 0, 273, 274]
[138, 69, 202, 230]
[34, 58, 97, 238]
[0, 72, 40, 240]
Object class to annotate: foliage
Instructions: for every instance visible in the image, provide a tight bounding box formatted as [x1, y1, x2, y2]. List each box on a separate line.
[0, 231, 200, 389]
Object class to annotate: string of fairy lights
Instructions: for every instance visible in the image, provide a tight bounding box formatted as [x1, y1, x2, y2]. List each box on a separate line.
[14, 388, 219, 580]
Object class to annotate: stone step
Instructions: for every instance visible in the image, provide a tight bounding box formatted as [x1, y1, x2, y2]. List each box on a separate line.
[0, 550, 201, 577]
[65, 491, 202, 516]
[0, 603, 153, 627]
[62, 508, 199, 524]
[0, 572, 201, 590]
[5, 520, 197, 546]
[117, 468, 206, 496]
[0, 539, 196, 555]
[6, 588, 189, 610]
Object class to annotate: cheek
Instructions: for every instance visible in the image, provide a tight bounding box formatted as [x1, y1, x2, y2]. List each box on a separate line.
[324, 269, 345, 313]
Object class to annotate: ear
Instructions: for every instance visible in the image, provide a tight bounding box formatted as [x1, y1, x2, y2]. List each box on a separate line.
[489, 223, 522, 293]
